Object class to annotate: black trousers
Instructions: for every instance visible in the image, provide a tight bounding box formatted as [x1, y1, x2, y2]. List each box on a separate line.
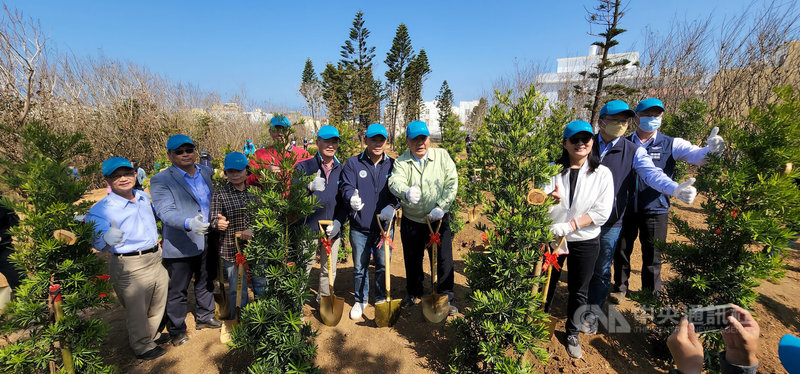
[162, 249, 215, 336]
[614, 212, 668, 293]
[400, 216, 454, 301]
[0, 245, 23, 289]
[543, 237, 600, 336]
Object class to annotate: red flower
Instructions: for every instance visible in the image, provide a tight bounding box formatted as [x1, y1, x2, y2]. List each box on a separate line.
[481, 232, 489, 245]
[714, 228, 722, 234]
[96, 274, 110, 282]
[99, 293, 107, 298]
[287, 262, 295, 268]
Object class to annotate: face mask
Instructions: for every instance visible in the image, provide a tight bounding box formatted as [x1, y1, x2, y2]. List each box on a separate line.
[602, 120, 628, 138]
[638, 116, 662, 132]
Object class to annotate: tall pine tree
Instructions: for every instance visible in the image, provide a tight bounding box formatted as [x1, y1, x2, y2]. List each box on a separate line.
[300, 58, 324, 134]
[403, 49, 431, 123]
[340, 11, 382, 135]
[435, 80, 455, 138]
[384, 23, 414, 145]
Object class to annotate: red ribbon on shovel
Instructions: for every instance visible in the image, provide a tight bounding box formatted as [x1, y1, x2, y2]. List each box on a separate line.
[541, 251, 562, 272]
[321, 237, 334, 255]
[235, 252, 252, 283]
[377, 232, 394, 252]
[427, 232, 441, 248]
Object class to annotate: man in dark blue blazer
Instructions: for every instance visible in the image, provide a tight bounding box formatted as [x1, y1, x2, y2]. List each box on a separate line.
[151, 134, 221, 347]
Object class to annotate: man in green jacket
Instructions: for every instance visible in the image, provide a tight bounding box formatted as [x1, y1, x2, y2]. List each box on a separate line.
[389, 120, 459, 315]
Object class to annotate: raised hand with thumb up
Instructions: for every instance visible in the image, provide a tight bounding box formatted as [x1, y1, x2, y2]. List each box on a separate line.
[308, 169, 326, 192]
[104, 220, 124, 247]
[706, 126, 725, 155]
[673, 177, 697, 205]
[350, 189, 364, 211]
[406, 182, 421, 204]
[216, 214, 229, 231]
[189, 214, 210, 235]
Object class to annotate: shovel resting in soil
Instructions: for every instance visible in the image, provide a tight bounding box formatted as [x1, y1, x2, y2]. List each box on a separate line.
[374, 215, 401, 327]
[318, 220, 344, 326]
[422, 217, 449, 323]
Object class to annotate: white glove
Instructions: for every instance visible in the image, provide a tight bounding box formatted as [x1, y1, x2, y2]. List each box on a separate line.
[104, 220, 124, 247]
[325, 220, 341, 237]
[189, 214, 210, 234]
[428, 207, 445, 221]
[379, 205, 396, 222]
[350, 189, 364, 211]
[405, 182, 421, 204]
[673, 177, 697, 204]
[308, 170, 326, 192]
[550, 222, 574, 237]
[706, 126, 725, 155]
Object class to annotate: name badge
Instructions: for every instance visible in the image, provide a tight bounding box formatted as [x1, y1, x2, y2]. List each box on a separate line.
[650, 152, 661, 161]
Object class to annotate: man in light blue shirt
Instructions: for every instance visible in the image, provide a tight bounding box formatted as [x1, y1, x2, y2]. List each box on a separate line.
[150, 134, 220, 347]
[583, 100, 697, 335]
[86, 157, 169, 360]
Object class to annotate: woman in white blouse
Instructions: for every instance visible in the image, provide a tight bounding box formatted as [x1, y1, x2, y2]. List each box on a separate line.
[542, 120, 614, 359]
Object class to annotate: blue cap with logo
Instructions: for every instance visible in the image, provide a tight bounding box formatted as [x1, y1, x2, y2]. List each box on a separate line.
[102, 157, 134, 177]
[317, 125, 340, 139]
[224, 152, 249, 171]
[270, 115, 291, 128]
[563, 120, 595, 139]
[166, 134, 194, 151]
[365, 123, 388, 138]
[406, 120, 429, 139]
[599, 100, 635, 118]
[635, 98, 665, 113]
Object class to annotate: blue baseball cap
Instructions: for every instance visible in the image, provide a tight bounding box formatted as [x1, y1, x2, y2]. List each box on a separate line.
[780, 334, 800, 372]
[246, 139, 252, 143]
[599, 100, 635, 118]
[635, 98, 665, 113]
[102, 157, 133, 177]
[223, 152, 249, 171]
[365, 123, 388, 138]
[317, 125, 340, 139]
[406, 120, 429, 139]
[270, 115, 291, 128]
[563, 120, 594, 139]
[166, 134, 194, 151]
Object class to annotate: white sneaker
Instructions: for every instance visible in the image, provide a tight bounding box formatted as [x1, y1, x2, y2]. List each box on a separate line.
[349, 302, 366, 320]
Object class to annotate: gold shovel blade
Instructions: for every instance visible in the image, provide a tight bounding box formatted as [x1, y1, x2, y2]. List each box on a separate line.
[421, 293, 449, 323]
[375, 298, 402, 327]
[320, 294, 344, 326]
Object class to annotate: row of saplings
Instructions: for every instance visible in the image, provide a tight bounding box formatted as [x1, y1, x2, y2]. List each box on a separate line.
[0, 85, 798, 373]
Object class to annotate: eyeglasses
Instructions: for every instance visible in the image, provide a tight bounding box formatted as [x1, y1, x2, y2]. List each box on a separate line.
[173, 147, 195, 156]
[568, 135, 593, 145]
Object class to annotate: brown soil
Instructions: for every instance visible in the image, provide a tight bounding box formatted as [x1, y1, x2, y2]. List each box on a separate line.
[6, 189, 798, 373]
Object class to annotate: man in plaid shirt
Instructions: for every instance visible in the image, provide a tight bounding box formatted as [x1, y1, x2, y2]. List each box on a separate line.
[209, 152, 263, 320]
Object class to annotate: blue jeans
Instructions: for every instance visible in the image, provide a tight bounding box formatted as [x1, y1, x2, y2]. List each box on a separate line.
[222, 258, 266, 320]
[349, 229, 391, 303]
[587, 225, 622, 309]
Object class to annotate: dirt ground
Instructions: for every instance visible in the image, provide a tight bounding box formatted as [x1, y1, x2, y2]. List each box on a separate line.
[6, 188, 798, 373]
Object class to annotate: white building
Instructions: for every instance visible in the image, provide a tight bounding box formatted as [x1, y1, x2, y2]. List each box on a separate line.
[536, 45, 640, 113]
[420, 100, 480, 139]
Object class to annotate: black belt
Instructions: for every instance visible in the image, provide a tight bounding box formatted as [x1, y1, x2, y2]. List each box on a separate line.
[115, 246, 158, 257]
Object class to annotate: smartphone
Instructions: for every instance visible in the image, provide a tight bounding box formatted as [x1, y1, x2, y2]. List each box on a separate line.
[687, 304, 735, 333]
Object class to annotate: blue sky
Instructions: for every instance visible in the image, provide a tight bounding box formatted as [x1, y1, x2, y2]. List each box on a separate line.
[7, 0, 758, 111]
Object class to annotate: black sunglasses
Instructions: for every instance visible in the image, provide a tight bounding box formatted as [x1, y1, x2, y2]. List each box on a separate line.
[568, 135, 593, 145]
[173, 147, 195, 156]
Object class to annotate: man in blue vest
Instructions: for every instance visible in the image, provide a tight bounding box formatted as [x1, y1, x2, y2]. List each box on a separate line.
[584, 100, 698, 334]
[609, 98, 725, 304]
[296, 125, 348, 303]
[340, 123, 400, 320]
